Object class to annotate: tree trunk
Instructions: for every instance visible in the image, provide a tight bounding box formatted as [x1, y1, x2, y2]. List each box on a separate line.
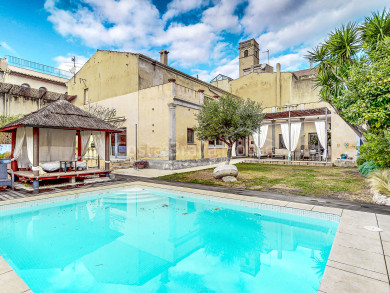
[226, 145, 232, 165]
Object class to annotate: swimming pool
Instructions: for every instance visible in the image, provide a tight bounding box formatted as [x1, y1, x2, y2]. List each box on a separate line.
[0, 185, 339, 293]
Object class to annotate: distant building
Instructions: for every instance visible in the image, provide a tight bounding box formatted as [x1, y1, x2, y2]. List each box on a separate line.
[0, 56, 72, 116]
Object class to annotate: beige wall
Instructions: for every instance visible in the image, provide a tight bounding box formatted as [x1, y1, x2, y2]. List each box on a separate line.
[0, 95, 44, 116]
[138, 58, 227, 98]
[210, 79, 230, 92]
[5, 66, 68, 94]
[291, 78, 321, 104]
[69, 51, 139, 106]
[138, 84, 172, 160]
[88, 92, 139, 160]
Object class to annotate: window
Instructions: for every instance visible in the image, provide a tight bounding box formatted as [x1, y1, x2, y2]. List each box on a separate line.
[84, 88, 89, 105]
[279, 134, 286, 149]
[244, 50, 248, 57]
[21, 83, 30, 88]
[187, 128, 194, 144]
[209, 139, 224, 147]
[39, 87, 47, 92]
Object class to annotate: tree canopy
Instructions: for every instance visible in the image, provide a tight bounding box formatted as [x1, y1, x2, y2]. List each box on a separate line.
[307, 9, 390, 140]
[194, 94, 263, 164]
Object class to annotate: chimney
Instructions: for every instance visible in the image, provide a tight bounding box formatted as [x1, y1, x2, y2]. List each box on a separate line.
[159, 49, 169, 65]
[310, 59, 313, 69]
[0, 57, 8, 72]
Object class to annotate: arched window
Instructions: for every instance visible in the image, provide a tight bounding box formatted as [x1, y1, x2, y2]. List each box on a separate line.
[39, 87, 47, 92]
[21, 83, 30, 88]
[244, 50, 248, 57]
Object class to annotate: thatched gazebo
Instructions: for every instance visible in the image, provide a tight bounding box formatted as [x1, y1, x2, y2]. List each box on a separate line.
[0, 100, 121, 190]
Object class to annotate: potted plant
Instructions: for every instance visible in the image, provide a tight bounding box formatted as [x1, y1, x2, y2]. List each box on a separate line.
[133, 160, 148, 169]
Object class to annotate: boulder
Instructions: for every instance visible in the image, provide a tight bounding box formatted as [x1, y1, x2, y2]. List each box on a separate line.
[213, 164, 238, 179]
[222, 176, 237, 182]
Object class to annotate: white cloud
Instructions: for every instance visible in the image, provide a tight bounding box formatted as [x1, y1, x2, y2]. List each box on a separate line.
[242, 0, 390, 69]
[0, 42, 17, 55]
[156, 22, 217, 67]
[54, 54, 89, 73]
[195, 57, 239, 82]
[44, 0, 390, 76]
[201, 0, 242, 33]
[44, 0, 162, 49]
[163, 0, 210, 22]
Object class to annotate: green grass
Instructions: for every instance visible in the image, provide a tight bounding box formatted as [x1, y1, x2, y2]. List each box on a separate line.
[157, 163, 371, 202]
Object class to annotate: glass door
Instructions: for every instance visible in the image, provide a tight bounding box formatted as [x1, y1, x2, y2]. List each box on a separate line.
[111, 128, 127, 159]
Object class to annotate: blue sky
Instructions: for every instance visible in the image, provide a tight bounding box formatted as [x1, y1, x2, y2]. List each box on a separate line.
[0, 0, 388, 82]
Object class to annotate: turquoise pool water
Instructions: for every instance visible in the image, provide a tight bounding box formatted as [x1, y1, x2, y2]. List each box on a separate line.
[0, 186, 338, 293]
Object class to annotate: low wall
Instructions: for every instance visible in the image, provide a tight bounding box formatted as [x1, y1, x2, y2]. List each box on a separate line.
[334, 159, 357, 167]
[147, 157, 227, 170]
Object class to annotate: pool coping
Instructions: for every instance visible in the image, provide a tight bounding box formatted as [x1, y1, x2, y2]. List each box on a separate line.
[0, 181, 389, 293]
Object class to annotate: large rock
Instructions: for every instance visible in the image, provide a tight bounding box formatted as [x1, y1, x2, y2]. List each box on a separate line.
[213, 164, 238, 179]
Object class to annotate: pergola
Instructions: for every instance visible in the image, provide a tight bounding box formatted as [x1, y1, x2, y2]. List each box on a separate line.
[255, 107, 331, 161]
[0, 100, 121, 190]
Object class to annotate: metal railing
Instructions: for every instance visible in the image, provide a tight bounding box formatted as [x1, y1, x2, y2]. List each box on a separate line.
[6, 55, 72, 79]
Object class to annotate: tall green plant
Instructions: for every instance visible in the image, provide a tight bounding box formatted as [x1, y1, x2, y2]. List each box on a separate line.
[194, 94, 263, 164]
[307, 9, 390, 141]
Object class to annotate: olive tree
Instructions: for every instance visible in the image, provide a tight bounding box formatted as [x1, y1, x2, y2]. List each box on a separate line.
[194, 94, 263, 164]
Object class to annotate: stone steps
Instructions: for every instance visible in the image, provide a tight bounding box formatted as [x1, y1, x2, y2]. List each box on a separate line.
[111, 159, 133, 170]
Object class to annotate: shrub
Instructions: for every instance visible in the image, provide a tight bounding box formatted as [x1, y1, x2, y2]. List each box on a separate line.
[0, 152, 11, 159]
[368, 169, 390, 196]
[358, 133, 390, 168]
[358, 161, 380, 177]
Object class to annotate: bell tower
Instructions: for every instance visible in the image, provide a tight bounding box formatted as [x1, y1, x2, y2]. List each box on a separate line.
[239, 39, 259, 77]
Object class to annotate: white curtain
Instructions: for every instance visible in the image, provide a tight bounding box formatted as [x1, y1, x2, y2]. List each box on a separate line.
[39, 128, 51, 162]
[25, 127, 34, 165]
[11, 127, 25, 162]
[93, 131, 109, 163]
[80, 131, 92, 159]
[15, 127, 77, 167]
[315, 120, 327, 159]
[49, 130, 76, 161]
[281, 122, 301, 158]
[232, 142, 236, 157]
[252, 125, 269, 156]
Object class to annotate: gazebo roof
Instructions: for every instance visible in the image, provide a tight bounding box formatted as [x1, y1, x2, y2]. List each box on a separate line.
[0, 100, 121, 132]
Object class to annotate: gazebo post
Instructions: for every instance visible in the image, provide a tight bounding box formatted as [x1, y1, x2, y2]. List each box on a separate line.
[105, 132, 110, 176]
[10, 129, 17, 171]
[77, 130, 82, 161]
[33, 127, 39, 190]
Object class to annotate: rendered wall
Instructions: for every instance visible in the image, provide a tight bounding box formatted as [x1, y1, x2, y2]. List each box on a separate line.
[88, 92, 139, 160]
[5, 66, 68, 93]
[138, 58, 227, 98]
[291, 78, 321, 104]
[230, 73, 286, 107]
[137, 83, 172, 160]
[69, 51, 139, 106]
[0, 94, 41, 116]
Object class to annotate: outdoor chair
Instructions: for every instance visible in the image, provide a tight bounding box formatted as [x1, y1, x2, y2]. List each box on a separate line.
[0, 162, 13, 189]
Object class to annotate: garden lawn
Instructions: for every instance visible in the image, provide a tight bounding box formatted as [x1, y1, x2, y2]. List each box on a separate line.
[158, 163, 372, 203]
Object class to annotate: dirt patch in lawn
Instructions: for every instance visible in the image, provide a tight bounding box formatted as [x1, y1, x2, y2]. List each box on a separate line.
[159, 163, 373, 203]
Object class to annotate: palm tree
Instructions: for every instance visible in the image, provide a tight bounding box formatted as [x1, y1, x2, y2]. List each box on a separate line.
[306, 9, 390, 142]
[360, 9, 390, 50]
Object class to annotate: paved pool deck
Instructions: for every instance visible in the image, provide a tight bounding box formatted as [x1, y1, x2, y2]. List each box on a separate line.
[0, 180, 389, 293]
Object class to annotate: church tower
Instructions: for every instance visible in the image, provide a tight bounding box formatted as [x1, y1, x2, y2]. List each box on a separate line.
[239, 39, 259, 77]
